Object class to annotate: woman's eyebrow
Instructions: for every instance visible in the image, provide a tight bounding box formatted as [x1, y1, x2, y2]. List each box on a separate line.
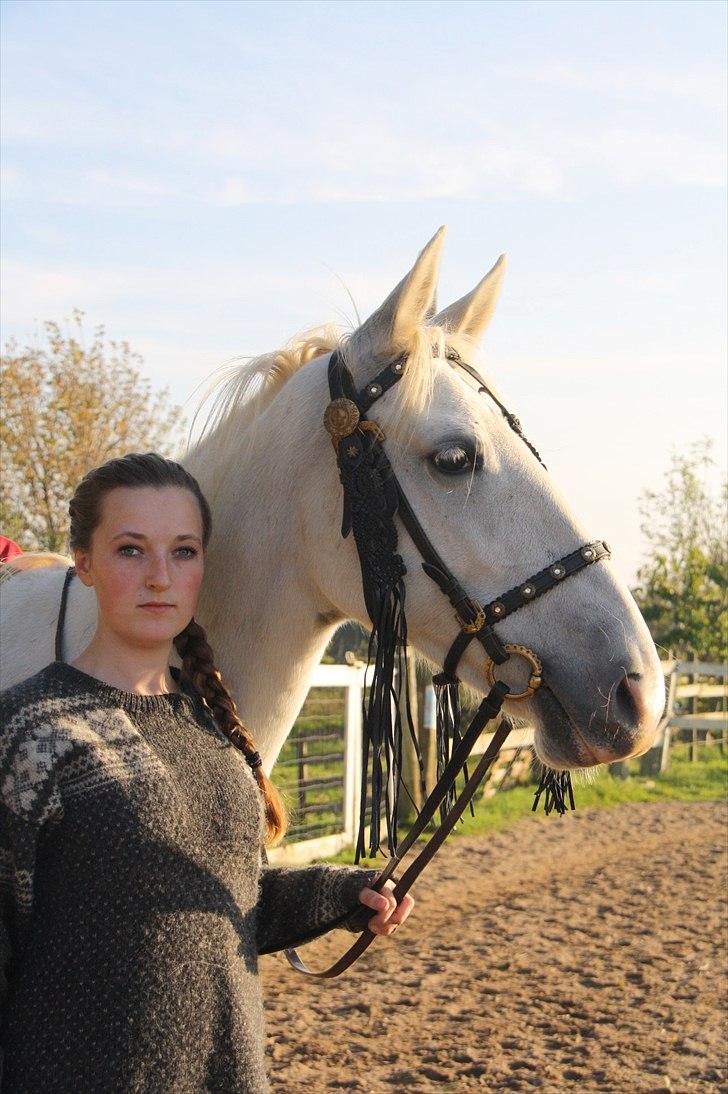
[110, 531, 202, 543]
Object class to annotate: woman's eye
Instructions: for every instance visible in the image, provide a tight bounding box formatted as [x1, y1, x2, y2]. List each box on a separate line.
[430, 442, 480, 476]
[175, 546, 198, 559]
[118, 545, 141, 556]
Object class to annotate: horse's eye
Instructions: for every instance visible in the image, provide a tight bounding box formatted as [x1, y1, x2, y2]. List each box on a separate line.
[430, 442, 480, 476]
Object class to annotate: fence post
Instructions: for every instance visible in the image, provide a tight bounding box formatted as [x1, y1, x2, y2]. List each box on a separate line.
[397, 649, 422, 825]
[296, 737, 307, 814]
[691, 656, 699, 762]
[343, 669, 363, 847]
[421, 681, 437, 795]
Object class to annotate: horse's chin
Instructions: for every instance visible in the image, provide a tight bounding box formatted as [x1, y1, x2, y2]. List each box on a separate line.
[529, 685, 642, 770]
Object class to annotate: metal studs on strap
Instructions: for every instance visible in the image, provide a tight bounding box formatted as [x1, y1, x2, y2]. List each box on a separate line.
[549, 563, 566, 579]
[520, 582, 536, 599]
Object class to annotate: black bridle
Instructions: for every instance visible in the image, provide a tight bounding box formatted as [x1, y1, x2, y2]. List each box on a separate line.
[284, 345, 610, 977]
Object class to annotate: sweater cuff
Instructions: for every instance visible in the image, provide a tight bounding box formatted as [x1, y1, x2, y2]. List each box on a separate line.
[313, 866, 379, 932]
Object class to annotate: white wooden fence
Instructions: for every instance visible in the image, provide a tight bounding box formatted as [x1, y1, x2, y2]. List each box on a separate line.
[269, 657, 727, 863]
[660, 659, 728, 762]
[267, 663, 365, 865]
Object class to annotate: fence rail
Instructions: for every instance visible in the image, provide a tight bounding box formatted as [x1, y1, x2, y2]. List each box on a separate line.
[661, 659, 728, 765]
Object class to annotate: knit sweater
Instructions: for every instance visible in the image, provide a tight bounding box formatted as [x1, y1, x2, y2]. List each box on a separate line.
[0, 662, 375, 1093]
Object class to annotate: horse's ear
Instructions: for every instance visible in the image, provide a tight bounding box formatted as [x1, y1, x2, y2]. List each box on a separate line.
[433, 254, 506, 343]
[353, 226, 446, 354]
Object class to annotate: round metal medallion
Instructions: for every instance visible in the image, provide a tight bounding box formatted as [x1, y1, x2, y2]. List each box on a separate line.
[521, 583, 536, 599]
[550, 564, 566, 579]
[323, 398, 360, 444]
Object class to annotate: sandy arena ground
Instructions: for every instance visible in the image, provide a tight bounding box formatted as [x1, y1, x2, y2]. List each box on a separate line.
[261, 800, 727, 1093]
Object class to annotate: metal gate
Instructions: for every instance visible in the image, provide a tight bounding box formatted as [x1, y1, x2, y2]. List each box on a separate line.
[267, 663, 365, 864]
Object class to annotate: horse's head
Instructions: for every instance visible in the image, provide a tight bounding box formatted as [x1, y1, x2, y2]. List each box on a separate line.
[310, 228, 664, 769]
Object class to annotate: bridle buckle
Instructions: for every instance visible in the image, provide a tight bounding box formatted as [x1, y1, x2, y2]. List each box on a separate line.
[456, 603, 486, 634]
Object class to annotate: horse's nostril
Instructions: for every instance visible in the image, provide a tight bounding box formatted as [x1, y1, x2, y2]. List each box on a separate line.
[616, 673, 643, 727]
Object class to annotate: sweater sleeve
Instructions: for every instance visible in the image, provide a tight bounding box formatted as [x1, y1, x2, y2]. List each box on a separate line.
[256, 863, 378, 954]
[1, 694, 65, 1055]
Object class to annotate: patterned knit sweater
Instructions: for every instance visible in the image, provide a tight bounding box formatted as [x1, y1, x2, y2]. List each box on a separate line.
[0, 662, 375, 1093]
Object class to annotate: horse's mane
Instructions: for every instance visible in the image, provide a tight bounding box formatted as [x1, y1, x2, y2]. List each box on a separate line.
[187, 320, 466, 458]
[188, 326, 340, 451]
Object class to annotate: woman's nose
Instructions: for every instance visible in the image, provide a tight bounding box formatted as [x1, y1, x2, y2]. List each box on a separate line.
[146, 557, 171, 589]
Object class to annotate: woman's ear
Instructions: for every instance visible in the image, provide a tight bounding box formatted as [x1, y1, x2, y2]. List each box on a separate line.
[74, 549, 94, 587]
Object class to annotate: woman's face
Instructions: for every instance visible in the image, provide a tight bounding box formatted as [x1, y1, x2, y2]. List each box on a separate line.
[74, 485, 206, 651]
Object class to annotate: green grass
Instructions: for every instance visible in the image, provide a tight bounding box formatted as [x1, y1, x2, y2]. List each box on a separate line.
[320, 743, 727, 867]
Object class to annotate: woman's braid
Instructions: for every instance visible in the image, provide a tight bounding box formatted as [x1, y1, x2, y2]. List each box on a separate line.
[174, 619, 286, 845]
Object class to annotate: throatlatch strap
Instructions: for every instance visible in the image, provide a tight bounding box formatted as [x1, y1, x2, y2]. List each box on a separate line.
[54, 566, 76, 662]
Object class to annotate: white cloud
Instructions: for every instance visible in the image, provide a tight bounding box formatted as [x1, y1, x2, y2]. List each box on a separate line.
[493, 61, 726, 109]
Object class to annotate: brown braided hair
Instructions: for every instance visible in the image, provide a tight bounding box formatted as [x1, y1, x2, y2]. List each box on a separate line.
[173, 619, 286, 844]
[69, 451, 287, 844]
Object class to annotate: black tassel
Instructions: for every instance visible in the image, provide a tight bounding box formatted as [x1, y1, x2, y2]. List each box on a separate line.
[433, 676, 474, 825]
[355, 576, 422, 861]
[335, 426, 425, 861]
[532, 768, 576, 816]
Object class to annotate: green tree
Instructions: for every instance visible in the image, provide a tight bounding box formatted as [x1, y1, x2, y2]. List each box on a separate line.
[0, 311, 185, 552]
[633, 440, 727, 662]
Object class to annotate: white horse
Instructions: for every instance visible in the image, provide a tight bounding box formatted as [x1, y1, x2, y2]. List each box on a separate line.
[0, 229, 665, 773]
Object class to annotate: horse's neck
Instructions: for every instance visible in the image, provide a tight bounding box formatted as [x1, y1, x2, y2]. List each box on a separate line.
[187, 381, 341, 767]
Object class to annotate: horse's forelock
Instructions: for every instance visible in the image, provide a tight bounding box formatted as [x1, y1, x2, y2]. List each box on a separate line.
[187, 320, 484, 457]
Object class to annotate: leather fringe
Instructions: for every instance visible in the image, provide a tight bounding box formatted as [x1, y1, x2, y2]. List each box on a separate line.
[433, 677, 474, 825]
[355, 578, 422, 861]
[532, 767, 575, 816]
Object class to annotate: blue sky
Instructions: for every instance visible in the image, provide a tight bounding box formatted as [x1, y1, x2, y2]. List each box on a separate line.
[1, 0, 726, 582]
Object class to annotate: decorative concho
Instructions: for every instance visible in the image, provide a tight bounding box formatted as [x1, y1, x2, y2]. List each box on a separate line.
[581, 546, 595, 562]
[324, 398, 361, 447]
[485, 643, 543, 702]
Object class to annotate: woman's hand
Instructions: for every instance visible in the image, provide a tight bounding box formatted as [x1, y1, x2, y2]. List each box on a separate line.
[357, 880, 415, 936]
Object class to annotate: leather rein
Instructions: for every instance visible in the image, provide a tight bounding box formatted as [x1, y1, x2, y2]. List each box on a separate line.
[283, 346, 610, 978]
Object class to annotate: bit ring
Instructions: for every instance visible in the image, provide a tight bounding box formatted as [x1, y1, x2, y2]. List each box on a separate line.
[485, 644, 543, 701]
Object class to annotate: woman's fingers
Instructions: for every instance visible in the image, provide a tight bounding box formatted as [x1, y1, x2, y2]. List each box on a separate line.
[357, 882, 415, 937]
[390, 892, 415, 926]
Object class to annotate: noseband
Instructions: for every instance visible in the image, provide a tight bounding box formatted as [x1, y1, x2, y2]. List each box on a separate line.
[284, 346, 610, 977]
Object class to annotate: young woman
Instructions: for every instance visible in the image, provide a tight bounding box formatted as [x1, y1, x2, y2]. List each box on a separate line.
[0, 453, 413, 1092]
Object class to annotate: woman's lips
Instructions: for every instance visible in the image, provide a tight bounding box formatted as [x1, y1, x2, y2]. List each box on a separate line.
[139, 604, 174, 611]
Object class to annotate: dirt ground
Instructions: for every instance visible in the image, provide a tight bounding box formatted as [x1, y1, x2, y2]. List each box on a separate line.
[261, 800, 727, 1093]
